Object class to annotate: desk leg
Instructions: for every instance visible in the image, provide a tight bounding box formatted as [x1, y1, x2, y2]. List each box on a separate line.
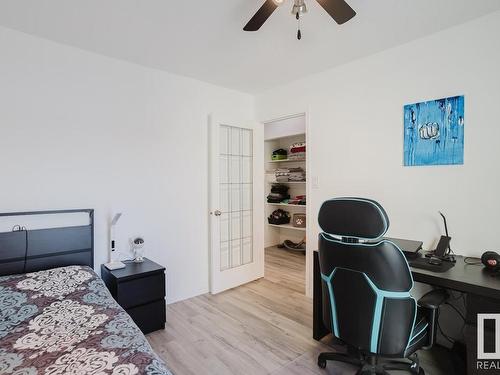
[313, 251, 329, 341]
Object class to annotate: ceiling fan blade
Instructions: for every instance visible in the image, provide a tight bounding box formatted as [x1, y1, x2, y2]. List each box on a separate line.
[315, 0, 356, 24]
[243, 0, 279, 31]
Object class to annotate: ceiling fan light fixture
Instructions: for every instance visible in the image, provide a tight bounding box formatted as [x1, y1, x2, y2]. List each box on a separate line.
[291, 0, 307, 15]
[243, 0, 355, 33]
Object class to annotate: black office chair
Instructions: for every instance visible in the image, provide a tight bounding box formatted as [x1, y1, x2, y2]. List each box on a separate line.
[317, 198, 448, 375]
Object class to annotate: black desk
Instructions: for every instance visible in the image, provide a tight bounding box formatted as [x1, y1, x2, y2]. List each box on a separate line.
[313, 251, 500, 374]
[411, 256, 500, 300]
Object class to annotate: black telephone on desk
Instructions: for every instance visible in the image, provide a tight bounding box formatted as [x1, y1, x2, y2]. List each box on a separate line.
[424, 235, 453, 266]
[410, 212, 456, 272]
[426, 212, 455, 263]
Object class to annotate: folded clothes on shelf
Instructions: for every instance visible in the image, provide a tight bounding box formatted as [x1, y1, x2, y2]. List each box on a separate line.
[290, 142, 306, 154]
[288, 142, 306, 160]
[267, 184, 290, 203]
[273, 167, 305, 182]
[270, 183, 289, 194]
[275, 168, 290, 182]
[267, 194, 286, 203]
[288, 152, 305, 160]
[288, 167, 306, 181]
[287, 195, 306, 205]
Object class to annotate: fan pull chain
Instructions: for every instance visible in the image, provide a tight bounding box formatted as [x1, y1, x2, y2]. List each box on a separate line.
[296, 12, 301, 40]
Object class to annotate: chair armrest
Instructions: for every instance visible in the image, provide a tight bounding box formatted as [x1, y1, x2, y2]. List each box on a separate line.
[418, 289, 449, 309]
[417, 289, 449, 349]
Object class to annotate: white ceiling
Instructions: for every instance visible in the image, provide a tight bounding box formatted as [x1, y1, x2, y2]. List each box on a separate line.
[1, 0, 499, 93]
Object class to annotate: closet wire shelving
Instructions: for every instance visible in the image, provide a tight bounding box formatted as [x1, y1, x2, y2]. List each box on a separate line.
[265, 132, 306, 234]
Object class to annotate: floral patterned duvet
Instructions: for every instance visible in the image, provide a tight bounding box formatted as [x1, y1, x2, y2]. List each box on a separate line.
[0, 266, 173, 375]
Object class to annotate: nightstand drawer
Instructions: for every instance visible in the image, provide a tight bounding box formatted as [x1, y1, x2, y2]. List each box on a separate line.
[127, 299, 166, 334]
[116, 272, 165, 309]
[101, 258, 166, 335]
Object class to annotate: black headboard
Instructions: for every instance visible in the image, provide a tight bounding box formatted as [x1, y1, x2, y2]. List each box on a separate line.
[0, 209, 94, 276]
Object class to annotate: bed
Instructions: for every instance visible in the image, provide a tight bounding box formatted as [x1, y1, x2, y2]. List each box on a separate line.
[0, 209, 173, 375]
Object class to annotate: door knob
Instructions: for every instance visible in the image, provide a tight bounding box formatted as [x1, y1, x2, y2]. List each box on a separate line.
[214, 210, 222, 216]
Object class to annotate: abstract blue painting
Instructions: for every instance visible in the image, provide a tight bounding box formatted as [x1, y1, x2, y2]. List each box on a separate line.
[404, 95, 464, 166]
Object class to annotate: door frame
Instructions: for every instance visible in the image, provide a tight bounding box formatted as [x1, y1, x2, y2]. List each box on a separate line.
[208, 114, 265, 294]
[261, 109, 313, 298]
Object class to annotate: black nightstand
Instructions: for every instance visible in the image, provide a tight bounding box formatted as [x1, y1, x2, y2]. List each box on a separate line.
[101, 258, 166, 334]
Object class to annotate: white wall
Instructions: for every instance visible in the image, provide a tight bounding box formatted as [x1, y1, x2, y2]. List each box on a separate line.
[2, 9, 499, 305]
[256, 11, 500, 257]
[0, 26, 255, 303]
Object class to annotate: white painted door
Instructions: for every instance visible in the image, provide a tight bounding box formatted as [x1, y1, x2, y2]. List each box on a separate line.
[209, 116, 264, 294]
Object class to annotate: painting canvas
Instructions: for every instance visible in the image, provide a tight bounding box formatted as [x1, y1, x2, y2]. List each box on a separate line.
[404, 95, 464, 166]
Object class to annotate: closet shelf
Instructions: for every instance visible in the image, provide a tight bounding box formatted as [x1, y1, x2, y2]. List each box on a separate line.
[264, 133, 305, 142]
[267, 203, 306, 208]
[267, 181, 306, 184]
[267, 159, 306, 163]
[268, 223, 306, 231]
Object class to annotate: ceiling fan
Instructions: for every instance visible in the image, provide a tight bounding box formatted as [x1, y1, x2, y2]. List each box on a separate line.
[243, 0, 356, 39]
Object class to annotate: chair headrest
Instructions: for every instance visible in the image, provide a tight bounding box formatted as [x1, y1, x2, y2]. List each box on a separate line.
[318, 198, 389, 240]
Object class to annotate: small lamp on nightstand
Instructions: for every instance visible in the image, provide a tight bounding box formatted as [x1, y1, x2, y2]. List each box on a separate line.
[104, 213, 126, 270]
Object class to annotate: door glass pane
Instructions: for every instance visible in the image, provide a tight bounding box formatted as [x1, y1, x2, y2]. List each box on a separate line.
[230, 185, 241, 211]
[241, 184, 252, 211]
[231, 240, 242, 268]
[241, 129, 252, 156]
[220, 213, 230, 243]
[230, 156, 240, 183]
[219, 156, 229, 184]
[220, 241, 229, 271]
[241, 157, 252, 184]
[220, 184, 229, 213]
[230, 127, 241, 155]
[231, 212, 241, 240]
[242, 237, 252, 265]
[242, 211, 252, 239]
[219, 125, 253, 271]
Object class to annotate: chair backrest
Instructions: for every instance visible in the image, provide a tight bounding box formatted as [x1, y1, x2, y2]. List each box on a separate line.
[318, 198, 416, 356]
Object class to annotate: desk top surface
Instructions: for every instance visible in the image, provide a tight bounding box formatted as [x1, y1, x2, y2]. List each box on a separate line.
[313, 249, 500, 300]
[411, 255, 500, 299]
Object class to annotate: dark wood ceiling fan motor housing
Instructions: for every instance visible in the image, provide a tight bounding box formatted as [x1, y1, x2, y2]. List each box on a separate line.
[243, 0, 356, 37]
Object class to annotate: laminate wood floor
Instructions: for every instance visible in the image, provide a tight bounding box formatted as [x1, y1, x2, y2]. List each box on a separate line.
[148, 247, 452, 375]
[264, 245, 306, 295]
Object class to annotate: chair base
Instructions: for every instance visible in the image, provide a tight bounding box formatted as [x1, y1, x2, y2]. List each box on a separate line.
[317, 352, 424, 375]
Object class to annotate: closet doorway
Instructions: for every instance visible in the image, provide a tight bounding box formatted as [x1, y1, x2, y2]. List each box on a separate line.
[263, 114, 309, 295]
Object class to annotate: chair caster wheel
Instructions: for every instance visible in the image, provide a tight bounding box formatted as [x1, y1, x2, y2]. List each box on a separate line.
[317, 358, 327, 369]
